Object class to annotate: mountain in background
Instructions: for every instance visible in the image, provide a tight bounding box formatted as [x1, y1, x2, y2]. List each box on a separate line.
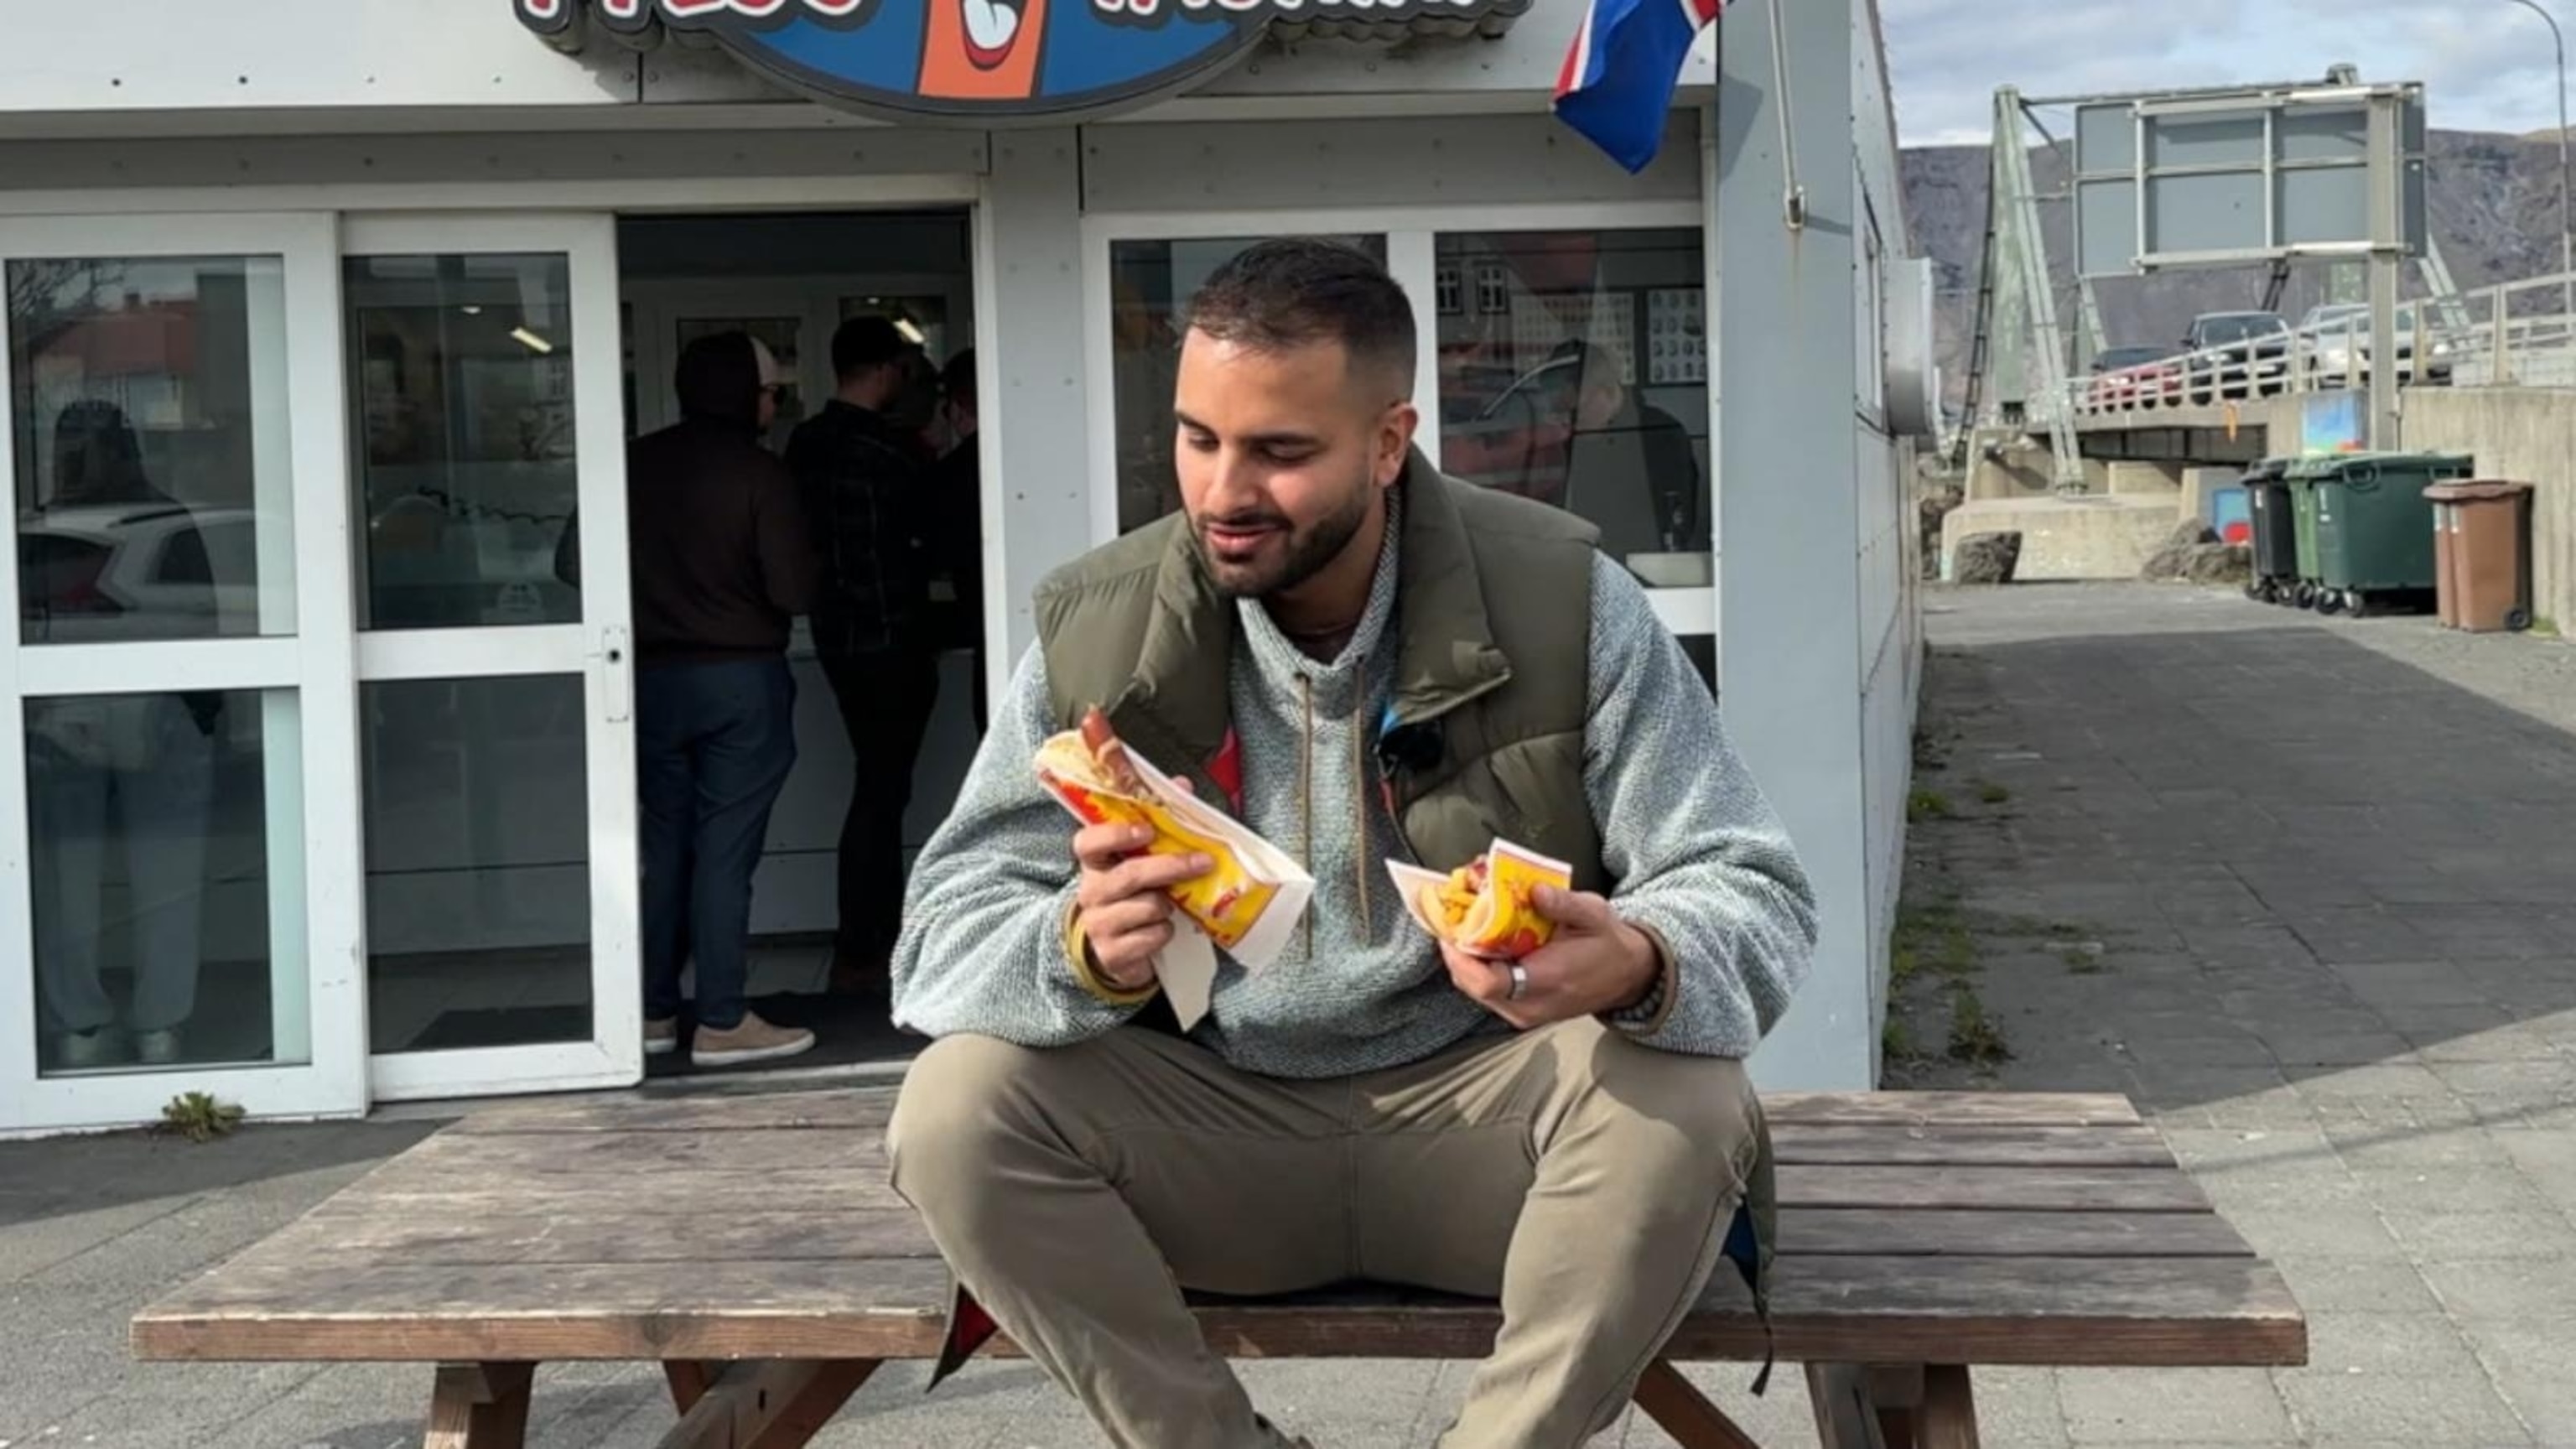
[1900, 130, 2569, 404]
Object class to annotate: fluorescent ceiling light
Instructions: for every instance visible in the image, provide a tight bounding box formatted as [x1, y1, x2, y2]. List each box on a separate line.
[894, 319, 926, 345]
[510, 326, 555, 355]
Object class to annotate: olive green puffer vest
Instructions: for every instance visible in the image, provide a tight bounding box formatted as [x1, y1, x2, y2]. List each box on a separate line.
[1033, 451, 1604, 890]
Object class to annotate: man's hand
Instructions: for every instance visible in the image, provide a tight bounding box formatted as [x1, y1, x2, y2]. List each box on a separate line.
[1072, 821, 1211, 994]
[1443, 886, 1659, 1031]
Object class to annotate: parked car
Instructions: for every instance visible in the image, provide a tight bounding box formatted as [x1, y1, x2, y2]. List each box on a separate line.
[2180, 311, 2291, 401]
[18, 503, 261, 643]
[2085, 345, 2181, 410]
[2293, 302, 2455, 386]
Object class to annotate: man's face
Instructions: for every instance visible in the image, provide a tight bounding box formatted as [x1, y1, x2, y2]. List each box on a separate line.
[1172, 330, 1414, 600]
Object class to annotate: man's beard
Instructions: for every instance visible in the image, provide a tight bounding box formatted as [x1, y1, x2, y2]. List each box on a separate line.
[1192, 474, 1374, 600]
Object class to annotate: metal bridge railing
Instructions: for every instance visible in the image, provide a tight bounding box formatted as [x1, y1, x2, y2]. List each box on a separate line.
[2054, 269, 2576, 426]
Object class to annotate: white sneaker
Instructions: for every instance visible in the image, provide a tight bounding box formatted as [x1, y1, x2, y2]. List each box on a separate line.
[134, 1029, 184, 1066]
[689, 1011, 816, 1068]
[55, 1029, 117, 1071]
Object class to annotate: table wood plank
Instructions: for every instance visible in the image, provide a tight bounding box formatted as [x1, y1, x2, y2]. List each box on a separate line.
[1764, 1093, 2141, 1128]
[332, 1158, 2205, 1218]
[438, 1088, 2143, 1137]
[1771, 1125, 2173, 1168]
[132, 1254, 2306, 1368]
[1777, 1166, 2209, 1213]
[432, 1120, 2175, 1171]
[1784, 1208, 2249, 1259]
[233, 1204, 2248, 1273]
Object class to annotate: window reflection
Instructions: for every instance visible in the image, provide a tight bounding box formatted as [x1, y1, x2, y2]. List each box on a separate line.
[9, 257, 297, 642]
[346, 253, 580, 631]
[1107, 235, 1387, 537]
[364, 675, 593, 1054]
[29, 688, 300, 1076]
[1436, 230, 1711, 588]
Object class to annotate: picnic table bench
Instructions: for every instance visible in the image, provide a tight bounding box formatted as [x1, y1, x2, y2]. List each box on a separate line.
[132, 1087, 2304, 1449]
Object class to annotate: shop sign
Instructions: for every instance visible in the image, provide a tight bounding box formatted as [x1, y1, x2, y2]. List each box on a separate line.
[517, 0, 1517, 122]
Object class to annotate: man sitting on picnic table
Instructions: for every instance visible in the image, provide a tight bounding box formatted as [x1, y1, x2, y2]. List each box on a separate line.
[888, 239, 1818, 1449]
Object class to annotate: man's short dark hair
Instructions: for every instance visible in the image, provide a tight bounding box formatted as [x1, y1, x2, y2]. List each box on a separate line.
[1185, 239, 1416, 395]
[831, 315, 910, 382]
[942, 348, 977, 410]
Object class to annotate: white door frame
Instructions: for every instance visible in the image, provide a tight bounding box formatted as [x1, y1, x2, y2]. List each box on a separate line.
[1078, 201, 1716, 641]
[342, 211, 649, 1104]
[0, 210, 368, 1133]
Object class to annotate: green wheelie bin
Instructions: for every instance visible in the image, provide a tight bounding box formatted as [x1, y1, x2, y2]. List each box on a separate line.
[2241, 457, 2298, 604]
[2285, 462, 2328, 609]
[2297, 451, 2475, 616]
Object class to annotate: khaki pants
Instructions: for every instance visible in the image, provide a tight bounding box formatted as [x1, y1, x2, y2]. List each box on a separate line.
[888, 1017, 1762, 1448]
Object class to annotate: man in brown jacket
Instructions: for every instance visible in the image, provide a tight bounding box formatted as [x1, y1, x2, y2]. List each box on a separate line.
[629, 331, 821, 1069]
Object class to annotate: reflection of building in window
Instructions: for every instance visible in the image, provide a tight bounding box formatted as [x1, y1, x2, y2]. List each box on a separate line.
[344, 254, 584, 631]
[10, 258, 269, 520]
[10, 254, 289, 644]
[1434, 230, 1712, 580]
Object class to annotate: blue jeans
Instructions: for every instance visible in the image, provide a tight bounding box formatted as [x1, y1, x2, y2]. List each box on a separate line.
[637, 657, 797, 1031]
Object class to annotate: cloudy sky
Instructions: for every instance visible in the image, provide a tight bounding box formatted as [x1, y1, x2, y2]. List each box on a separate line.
[1882, 0, 2574, 144]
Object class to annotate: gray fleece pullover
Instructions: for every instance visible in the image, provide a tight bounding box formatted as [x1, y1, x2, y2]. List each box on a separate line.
[890, 518, 1817, 1074]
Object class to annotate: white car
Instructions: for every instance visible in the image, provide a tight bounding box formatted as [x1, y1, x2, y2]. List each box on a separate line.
[18, 503, 263, 643]
[2295, 303, 2456, 385]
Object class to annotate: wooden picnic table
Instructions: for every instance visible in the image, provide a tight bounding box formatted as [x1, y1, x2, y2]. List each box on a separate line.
[132, 1087, 2304, 1448]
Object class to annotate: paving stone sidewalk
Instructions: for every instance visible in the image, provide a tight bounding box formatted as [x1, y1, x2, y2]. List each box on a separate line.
[7, 580, 2574, 1446]
[1886, 582, 2576, 1449]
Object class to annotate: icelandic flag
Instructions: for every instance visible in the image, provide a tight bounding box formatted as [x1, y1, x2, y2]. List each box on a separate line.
[1553, 0, 1726, 174]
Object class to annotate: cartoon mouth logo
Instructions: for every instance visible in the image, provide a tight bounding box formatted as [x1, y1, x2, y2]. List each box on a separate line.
[958, 0, 1026, 70]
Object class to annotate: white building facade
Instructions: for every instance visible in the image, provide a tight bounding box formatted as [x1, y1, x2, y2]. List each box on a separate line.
[0, 0, 1924, 1134]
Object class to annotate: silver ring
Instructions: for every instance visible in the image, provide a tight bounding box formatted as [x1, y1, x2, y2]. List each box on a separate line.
[1507, 963, 1530, 1001]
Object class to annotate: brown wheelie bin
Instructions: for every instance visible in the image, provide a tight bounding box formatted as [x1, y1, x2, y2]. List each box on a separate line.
[2423, 480, 2535, 632]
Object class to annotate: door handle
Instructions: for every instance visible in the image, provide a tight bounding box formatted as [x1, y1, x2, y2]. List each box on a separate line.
[599, 625, 632, 725]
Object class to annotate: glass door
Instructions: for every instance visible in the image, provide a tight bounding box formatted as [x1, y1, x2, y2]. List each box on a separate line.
[0, 213, 367, 1131]
[340, 215, 641, 1102]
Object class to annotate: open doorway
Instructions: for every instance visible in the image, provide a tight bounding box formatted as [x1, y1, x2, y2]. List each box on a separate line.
[617, 210, 980, 1077]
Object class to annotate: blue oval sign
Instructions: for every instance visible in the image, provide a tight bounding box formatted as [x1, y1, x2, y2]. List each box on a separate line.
[517, 0, 1514, 123]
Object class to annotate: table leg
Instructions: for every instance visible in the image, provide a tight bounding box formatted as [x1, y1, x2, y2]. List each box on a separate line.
[1917, 1365, 1980, 1449]
[653, 1359, 880, 1449]
[664, 1360, 717, 1413]
[1867, 1364, 1924, 1449]
[1804, 1363, 1888, 1449]
[1629, 1359, 1764, 1448]
[425, 1362, 536, 1449]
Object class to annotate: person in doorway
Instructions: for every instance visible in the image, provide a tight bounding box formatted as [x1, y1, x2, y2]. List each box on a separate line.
[886, 241, 1816, 1446]
[631, 330, 821, 1069]
[788, 317, 942, 999]
[931, 347, 986, 734]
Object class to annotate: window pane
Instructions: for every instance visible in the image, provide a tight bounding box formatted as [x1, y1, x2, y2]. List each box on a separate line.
[363, 675, 593, 1053]
[29, 688, 306, 1076]
[1108, 235, 1387, 537]
[10, 257, 298, 643]
[1436, 230, 1711, 587]
[346, 253, 581, 631]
